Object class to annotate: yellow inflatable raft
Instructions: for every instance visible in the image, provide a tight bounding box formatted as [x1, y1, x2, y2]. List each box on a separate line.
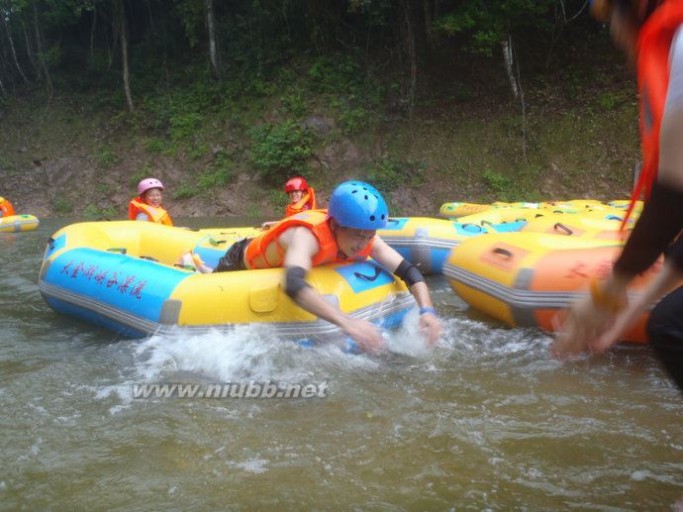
[444, 232, 667, 343]
[440, 199, 643, 219]
[39, 221, 415, 341]
[0, 214, 40, 233]
[520, 213, 632, 240]
[376, 217, 503, 274]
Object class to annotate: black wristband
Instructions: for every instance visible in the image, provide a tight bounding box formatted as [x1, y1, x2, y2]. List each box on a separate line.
[614, 181, 683, 276]
[394, 259, 425, 287]
[284, 265, 311, 299]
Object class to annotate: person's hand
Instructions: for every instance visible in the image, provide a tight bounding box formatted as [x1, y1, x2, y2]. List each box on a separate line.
[550, 295, 621, 359]
[419, 312, 442, 346]
[343, 318, 386, 354]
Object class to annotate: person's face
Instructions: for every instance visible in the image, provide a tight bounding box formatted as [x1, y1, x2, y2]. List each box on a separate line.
[288, 190, 304, 203]
[144, 188, 163, 207]
[334, 225, 376, 258]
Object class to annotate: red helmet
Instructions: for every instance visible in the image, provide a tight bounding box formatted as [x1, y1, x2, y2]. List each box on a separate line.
[284, 176, 309, 193]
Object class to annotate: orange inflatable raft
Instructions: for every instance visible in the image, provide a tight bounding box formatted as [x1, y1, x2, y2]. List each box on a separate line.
[443, 232, 668, 343]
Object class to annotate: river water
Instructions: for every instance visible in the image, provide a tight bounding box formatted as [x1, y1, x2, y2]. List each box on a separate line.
[2, 218, 682, 511]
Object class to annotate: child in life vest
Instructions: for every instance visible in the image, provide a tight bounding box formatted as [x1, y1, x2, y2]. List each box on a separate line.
[0, 196, 16, 217]
[128, 178, 173, 226]
[262, 176, 317, 229]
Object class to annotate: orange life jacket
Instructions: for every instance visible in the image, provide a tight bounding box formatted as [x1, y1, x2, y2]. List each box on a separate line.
[285, 188, 318, 217]
[128, 197, 173, 226]
[627, 0, 683, 223]
[0, 197, 15, 217]
[244, 209, 374, 269]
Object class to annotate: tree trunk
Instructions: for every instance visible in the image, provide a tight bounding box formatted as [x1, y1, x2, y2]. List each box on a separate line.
[423, 0, 434, 50]
[205, 0, 220, 76]
[502, 35, 527, 159]
[90, 4, 97, 65]
[21, 19, 39, 80]
[1, 14, 29, 85]
[33, 2, 53, 100]
[502, 36, 519, 99]
[400, 0, 417, 116]
[0, 74, 6, 96]
[116, 0, 134, 112]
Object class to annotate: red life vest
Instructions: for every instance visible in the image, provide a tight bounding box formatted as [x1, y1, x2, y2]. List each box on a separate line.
[0, 197, 15, 217]
[285, 188, 318, 217]
[128, 197, 173, 226]
[244, 209, 374, 269]
[628, 0, 683, 222]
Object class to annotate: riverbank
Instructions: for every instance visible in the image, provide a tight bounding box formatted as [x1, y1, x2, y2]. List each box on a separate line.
[1, 78, 640, 220]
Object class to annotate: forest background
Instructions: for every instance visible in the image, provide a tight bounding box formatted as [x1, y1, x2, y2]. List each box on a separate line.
[0, 0, 641, 219]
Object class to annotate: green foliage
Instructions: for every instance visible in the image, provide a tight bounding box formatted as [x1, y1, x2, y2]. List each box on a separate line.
[268, 189, 289, 211]
[366, 158, 426, 192]
[248, 120, 313, 184]
[170, 111, 204, 142]
[336, 104, 370, 135]
[40, 45, 62, 67]
[52, 197, 73, 214]
[308, 55, 364, 95]
[197, 166, 231, 191]
[172, 183, 198, 200]
[169, 151, 234, 199]
[481, 169, 540, 202]
[143, 137, 167, 154]
[482, 170, 512, 195]
[596, 90, 630, 110]
[96, 147, 120, 168]
[0, 154, 15, 172]
[281, 87, 308, 118]
[175, 0, 204, 48]
[83, 204, 117, 220]
[432, 0, 557, 55]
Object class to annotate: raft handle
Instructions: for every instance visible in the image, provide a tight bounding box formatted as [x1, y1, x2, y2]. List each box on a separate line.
[140, 255, 159, 262]
[353, 267, 382, 282]
[107, 247, 127, 254]
[492, 247, 513, 260]
[554, 223, 573, 236]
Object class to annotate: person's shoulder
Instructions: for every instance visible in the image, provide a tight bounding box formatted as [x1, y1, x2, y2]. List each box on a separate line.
[280, 224, 317, 248]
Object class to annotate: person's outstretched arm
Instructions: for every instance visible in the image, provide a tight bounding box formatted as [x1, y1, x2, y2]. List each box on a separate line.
[371, 237, 442, 345]
[280, 227, 386, 353]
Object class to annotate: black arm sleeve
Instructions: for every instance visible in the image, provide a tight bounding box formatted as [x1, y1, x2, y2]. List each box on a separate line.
[284, 265, 311, 299]
[613, 181, 683, 277]
[394, 259, 425, 287]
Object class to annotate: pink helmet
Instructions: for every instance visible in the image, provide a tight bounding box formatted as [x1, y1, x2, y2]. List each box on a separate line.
[137, 178, 164, 196]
